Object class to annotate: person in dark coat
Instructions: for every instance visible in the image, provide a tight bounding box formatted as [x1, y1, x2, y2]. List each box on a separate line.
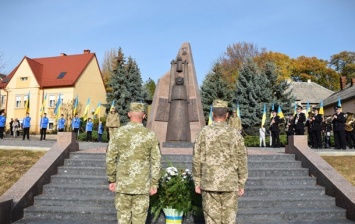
[305, 112, 313, 147]
[270, 110, 280, 148]
[311, 107, 323, 149]
[285, 114, 295, 145]
[294, 105, 306, 135]
[332, 106, 347, 150]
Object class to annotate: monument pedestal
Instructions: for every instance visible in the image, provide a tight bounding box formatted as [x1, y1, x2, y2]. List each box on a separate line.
[161, 147, 193, 155]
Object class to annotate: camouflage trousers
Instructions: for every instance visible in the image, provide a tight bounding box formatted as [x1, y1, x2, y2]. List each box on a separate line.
[202, 191, 238, 224]
[115, 193, 149, 224]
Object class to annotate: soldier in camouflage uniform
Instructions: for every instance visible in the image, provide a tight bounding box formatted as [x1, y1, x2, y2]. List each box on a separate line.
[106, 107, 120, 140]
[193, 99, 248, 224]
[106, 102, 162, 224]
[228, 109, 242, 133]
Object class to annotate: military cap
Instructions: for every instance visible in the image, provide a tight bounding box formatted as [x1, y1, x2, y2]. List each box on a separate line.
[212, 99, 228, 108]
[297, 105, 303, 109]
[130, 102, 146, 112]
[312, 107, 319, 111]
[334, 105, 341, 110]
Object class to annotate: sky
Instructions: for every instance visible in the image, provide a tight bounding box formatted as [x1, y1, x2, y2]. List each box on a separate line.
[1, 0, 354, 85]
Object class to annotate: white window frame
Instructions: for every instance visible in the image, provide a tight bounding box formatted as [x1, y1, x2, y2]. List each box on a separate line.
[16, 96, 22, 108]
[49, 95, 56, 108]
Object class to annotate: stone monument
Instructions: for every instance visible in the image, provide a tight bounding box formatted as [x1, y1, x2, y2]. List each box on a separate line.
[147, 43, 205, 153]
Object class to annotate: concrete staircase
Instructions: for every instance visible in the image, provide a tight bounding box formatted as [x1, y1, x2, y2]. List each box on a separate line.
[14, 152, 354, 224]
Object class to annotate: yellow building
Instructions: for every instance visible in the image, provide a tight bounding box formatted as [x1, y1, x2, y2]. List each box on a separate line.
[0, 50, 107, 134]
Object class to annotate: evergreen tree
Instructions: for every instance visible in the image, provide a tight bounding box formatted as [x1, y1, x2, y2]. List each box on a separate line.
[106, 48, 145, 125]
[142, 78, 156, 101]
[234, 59, 264, 132]
[200, 63, 234, 124]
[264, 63, 294, 117]
[126, 56, 145, 103]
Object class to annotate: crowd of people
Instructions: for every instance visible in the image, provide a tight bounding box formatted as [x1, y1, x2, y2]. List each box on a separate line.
[0, 109, 120, 142]
[257, 105, 355, 150]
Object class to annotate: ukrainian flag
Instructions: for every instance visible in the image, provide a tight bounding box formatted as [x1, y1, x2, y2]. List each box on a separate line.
[54, 94, 62, 119]
[208, 105, 213, 125]
[83, 97, 91, 121]
[110, 100, 115, 111]
[73, 95, 78, 116]
[94, 102, 101, 118]
[24, 91, 30, 114]
[306, 102, 311, 119]
[261, 103, 266, 127]
[236, 102, 241, 118]
[277, 105, 284, 119]
[319, 101, 324, 115]
[40, 93, 47, 117]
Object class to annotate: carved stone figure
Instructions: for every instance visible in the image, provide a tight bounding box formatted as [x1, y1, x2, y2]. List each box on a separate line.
[166, 76, 191, 142]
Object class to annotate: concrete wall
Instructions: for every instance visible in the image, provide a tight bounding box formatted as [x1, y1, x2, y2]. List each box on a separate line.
[0, 132, 79, 223]
[286, 135, 355, 221]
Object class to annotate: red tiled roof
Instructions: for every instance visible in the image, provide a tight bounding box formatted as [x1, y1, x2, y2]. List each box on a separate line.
[1, 51, 97, 88]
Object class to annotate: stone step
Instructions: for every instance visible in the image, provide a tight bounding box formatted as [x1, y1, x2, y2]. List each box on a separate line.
[239, 219, 355, 224]
[238, 195, 336, 209]
[23, 205, 116, 221]
[34, 195, 114, 207]
[237, 207, 348, 223]
[64, 158, 106, 167]
[248, 168, 309, 177]
[57, 167, 105, 176]
[244, 185, 325, 197]
[50, 175, 107, 185]
[15, 218, 117, 224]
[43, 184, 113, 197]
[57, 166, 310, 178]
[247, 160, 302, 169]
[246, 176, 317, 186]
[69, 153, 296, 162]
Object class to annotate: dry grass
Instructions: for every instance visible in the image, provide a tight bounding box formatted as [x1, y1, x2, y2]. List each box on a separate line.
[322, 156, 355, 186]
[0, 150, 46, 196]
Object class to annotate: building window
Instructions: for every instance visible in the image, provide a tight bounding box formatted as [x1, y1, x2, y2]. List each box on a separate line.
[16, 96, 21, 108]
[0, 95, 5, 108]
[48, 120, 54, 130]
[49, 95, 55, 108]
[20, 77, 28, 81]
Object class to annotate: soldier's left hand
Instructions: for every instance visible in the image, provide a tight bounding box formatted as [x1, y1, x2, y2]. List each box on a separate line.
[150, 188, 157, 196]
[238, 188, 245, 197]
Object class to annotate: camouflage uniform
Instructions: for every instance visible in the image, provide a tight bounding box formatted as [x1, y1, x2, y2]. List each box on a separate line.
[106, 111, 120, 138]
[228, 115, 242, 133]
[193, 100, 248, 224]
[106, 103, 161, 224]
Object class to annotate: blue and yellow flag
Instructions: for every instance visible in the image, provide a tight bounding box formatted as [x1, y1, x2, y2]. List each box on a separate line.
[208, 105, 213, 125]
[294, 102, 297, 115]
[83, 97, 91, 121]
[110, 100, 115, 111]
[261, 103, 266, 127]
[277, 105, 284, 119]
[54, 94, 62, 119]
[319, 101, 324, 115]
[40, 93, 47, 117]
[25, 91, 30, 114]
[236, 102, 241, 118]
[306, 101, 311, 119]
[94, 102, 101, 118]
[73, 95, 78, 116]
[338, 97, 342, 107]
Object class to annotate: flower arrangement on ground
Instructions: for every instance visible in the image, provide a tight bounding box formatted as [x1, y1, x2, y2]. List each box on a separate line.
[150, 166, 202, 221]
